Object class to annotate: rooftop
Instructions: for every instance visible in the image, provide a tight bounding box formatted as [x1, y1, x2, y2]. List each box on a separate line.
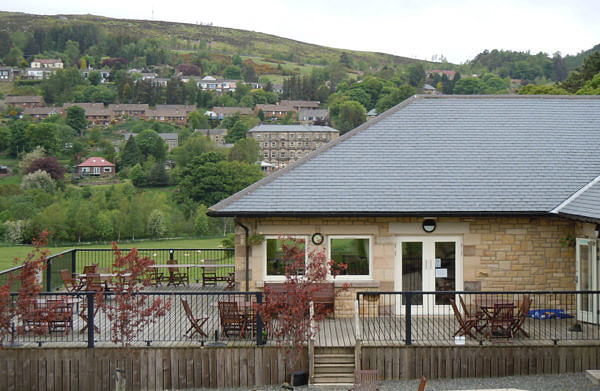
[248, 124, 338, 133]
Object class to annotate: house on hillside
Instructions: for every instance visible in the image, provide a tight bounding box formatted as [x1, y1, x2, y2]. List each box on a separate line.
[64, 103, 112, 126]
[194, 128, 228, 144]
[108, 104, 149, 120]
[145, 108, 188, 126]
[247, 124, 339, 171]
[78, 157, 115, 177]
[23, 106, 64, 120]
[211, 106, 253, 120]
[209, 95, 600, 318]
[426, 69, 456, 80]
[280, 100, 320, 111]
[254, 104, 294, 120]
[198, 76, 238, 93]
[24, 59, 64, 80]
[30, 59, 63, 69]
[5, 95, 45, 108]
[298, 109, 329, 125]
[0, 67, 16, 82]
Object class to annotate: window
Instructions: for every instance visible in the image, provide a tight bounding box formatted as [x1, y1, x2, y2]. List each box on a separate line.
[103, 167, 112, 172]
[329, 236, 371, 277]
[266, 237, 306, 278]
[271, 142, 276, 147]
[290, 152, 295, 158]
[290, 142, 295, 147]
[290, 134, 294, 138]
[281, 142, 285, 147]
[264, 152, 268, 158]
[281, 152, 286, 158]
[271, 152, 276, 158]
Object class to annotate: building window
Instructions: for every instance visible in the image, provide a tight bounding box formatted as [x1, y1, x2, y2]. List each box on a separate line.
[281, 152, 286, 158]
[264, 152, 268, 158]
[305, 142, 309, 147]
[103, 167, 112, 172]
[266, 237, 306, 278]
[290, 152, 295, 158]
[281, 142, 285, 147]
[329, 236, 371, 278]
[290, 142, 295, 147]
[271, 152, 276, 158]
[271, 142, 276, 147]
[290, 134, 294, 138]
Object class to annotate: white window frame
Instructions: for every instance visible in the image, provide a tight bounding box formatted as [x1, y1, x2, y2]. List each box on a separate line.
[263, 235, 308, 282]
[328, 235, 373, 281]
[103, 167, 112, 172]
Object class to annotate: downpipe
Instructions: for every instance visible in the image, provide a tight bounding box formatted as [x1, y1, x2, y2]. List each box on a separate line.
[235, 218, 250, 292]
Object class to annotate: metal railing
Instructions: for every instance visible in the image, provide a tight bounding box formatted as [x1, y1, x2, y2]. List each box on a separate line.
[357, 291, 600, 345]
[6, 291, 264, 348]
[0, 248, 235, 292]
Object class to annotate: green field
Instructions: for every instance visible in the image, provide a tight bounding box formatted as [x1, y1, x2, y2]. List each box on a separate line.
[0, 237, 227, 272]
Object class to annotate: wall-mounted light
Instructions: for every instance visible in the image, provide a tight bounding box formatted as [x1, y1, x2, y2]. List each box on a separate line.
[422, 219, 437, 233]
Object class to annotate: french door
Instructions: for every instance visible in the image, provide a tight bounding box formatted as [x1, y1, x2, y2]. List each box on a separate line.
[576, 238, 597, 324]
[395, 236, 463, 315]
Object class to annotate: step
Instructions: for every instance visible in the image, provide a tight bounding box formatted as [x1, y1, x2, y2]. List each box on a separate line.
[312, 373, 355, 384]
[314, 353, 354, 364]
[314, 363, 355, 374]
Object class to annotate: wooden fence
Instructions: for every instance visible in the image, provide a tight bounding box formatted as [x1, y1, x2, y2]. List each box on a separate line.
[360, 343, 600, 380]
[0, 346, 307, 391]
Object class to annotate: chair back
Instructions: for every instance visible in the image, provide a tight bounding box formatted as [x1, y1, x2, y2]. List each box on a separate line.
[181, 299, 195, 321]
[60, 269, 75, 291]
[459, 295, 471, 316]
[167, 259, 179, 272]
[450, 299, 466, 325]
[218, 301, 239, 325]
[353, 369, 378, 391]
[418, 376, 427, 391]
[515, 295, 531, 323]
[83, 264, 97, 274]
[494, 303, 514, 321]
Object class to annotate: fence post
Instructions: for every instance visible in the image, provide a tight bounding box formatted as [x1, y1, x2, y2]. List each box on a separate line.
[45, 258, 52, 292]
[256, 292, 264, 346]
[71, 250, 77, 276]
[405, 292, 412, 346]
[169, 250, 174, 261]
[87, 292, 95, 348]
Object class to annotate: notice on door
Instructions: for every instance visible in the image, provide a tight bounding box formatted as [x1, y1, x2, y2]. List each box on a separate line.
[435, 268, 448, 278]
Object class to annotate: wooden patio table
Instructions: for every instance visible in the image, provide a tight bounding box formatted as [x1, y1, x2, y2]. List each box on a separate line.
[150, 263, 234, 287]
[475, 296, 515, 334]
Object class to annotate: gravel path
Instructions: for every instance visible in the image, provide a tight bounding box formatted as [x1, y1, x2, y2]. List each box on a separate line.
[203, 372, 600, 391]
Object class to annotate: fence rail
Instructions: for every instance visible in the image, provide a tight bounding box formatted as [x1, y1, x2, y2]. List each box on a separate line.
[357, 291, 600, 345]
[6, 291, 264, 348]
[0, 248, 235, 292]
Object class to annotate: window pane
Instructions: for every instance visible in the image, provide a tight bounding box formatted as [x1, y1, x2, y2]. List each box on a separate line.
[331, 238, 369, 276]
[266, 238, 305, 276]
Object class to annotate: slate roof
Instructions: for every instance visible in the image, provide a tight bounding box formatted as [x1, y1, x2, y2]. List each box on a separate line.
[556, 180, 600, 221]
[209, 95, 600, 219]
[248, 125, 338, 133]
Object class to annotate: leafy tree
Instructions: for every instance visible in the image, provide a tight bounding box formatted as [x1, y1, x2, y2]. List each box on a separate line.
[223, 65, 242, 79]
[66, 105, 88, 136]
[406, 63, 425, 87]
[64, 39, 80, 66]
[136, 129, 166, 162]
[194, 204, 209, 235]
[481, 73, 509, 94]
[4, 47, 24, 67]
[453, 77, 484, 94]
[242, 64, 258, 82]
[331, 100, 366, 134]
[17, 146, 46, 174]
[25, 157, 65, 180]
[147, 161, 170, 186]
[562, 52, 600, 93]
[147, 209, 168, 238]
[375, 85, 415, 113]
[172, 134, 217, 169]
[21, 170, 56, 194]
[175, 152, 263, 206]
[228, 138, 260, 163]
[0, 126, 10, 153]
[576, 72, 600, 95]
[224, 120, 249, 143]
[128, 163, 146, 187]
[41, 68, 87, 104]
[8, 120, 29, 156]
[26, 123, 60, 154]
[232, 54, 243, 66]
[120, 135, 141, 168]
[188, 110, 210, 130]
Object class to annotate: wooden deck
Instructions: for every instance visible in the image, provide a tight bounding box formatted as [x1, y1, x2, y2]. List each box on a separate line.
[12, 286, 600, 349]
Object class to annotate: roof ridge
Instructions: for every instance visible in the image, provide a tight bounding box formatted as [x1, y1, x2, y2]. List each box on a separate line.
[208, 95, 421, 213]
[551, 173, 600, 214]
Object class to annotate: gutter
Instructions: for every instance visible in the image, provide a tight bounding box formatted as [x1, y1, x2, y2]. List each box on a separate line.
[234, 218, 250, 292]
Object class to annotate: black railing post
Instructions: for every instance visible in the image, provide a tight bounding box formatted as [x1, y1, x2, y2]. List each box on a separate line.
[169, 250, 174, 261]
[256, 292, 264, 346]
[71, 250, 77, 276]
[405, 292, 412, 346]
[87, 292, 95, 348]
[45, 258, 52, 292]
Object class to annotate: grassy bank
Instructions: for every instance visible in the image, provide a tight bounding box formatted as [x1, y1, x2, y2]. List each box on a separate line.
[0, 237, 227, 272]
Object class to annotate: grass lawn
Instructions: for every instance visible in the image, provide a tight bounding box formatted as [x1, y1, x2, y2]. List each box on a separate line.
[0, 237, 227, 272]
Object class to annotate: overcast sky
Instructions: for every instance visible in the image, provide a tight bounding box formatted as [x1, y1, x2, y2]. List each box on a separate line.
[3, 0, 599, 63]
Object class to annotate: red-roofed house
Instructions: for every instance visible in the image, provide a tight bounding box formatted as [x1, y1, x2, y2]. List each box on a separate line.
[77, 157, 115, 177]
[426, 70, 457, 80]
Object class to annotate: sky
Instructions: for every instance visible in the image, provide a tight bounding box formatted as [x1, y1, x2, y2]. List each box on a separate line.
[2, 0, 600, 63]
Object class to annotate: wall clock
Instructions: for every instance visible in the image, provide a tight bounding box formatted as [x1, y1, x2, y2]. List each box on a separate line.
[311, 233, 324, 245]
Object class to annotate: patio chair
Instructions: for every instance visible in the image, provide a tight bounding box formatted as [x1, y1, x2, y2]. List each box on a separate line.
[202, 263, 218, 287]
[45, 299, 73, 334]
[218, 301, 248, 338]
[417, 376, 427, 391]
[450, 299, 478, 339]
[225, 271, 236, 290]
[181, 299, 208, 339]
[150, 267, 170, 286]
[487, 303, 515, 338]
[60, 269, 84, 292]
[511, 295, 532, 337]
[82, 264, 98, 274]
[459, 295, 485, 333]
[83, 273, 103, 292]
[349, 370, 379, 391]
[167, 260, 189, 286]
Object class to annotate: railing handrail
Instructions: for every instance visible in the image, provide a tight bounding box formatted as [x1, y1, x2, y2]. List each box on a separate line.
[357, 289, 600, 297]
[73, 248, 234, 252]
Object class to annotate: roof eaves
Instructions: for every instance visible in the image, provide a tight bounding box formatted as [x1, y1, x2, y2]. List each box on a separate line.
[208, 95, 422, 213]
[550, 173, 600, 214]
[207, 209, 552, 218]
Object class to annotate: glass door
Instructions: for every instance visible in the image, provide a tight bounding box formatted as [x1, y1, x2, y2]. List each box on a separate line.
[395, 236, 462, 315]
[576, 238, 597, 324]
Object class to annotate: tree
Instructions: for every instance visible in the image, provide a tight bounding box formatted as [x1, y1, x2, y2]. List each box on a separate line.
[262, 237, 348, 370]
[4, 47, 24, 67]
[66, 105, 88, 136]
[0, 125, 11, 153]
[8, 120, 29, 157]
[120, 136, 141, 168]
[88, 71, 102, 86]
[406, 63, 425, 87]
[242, 64, 257, 82]
[188, 110, 209, 130]
[375, 85, 415, 114]
[331, 100, 366, 134]
[172, 134, 217, 169]
[194, 204, 209, 235]
[21, 170, 56, 194]
[453, 77, 484, 94]
[577, 72, 600, 95]
[128, 163, 146, 187]
[135, 129, 166, 162]
[64, 40, 80, 66]
[147, 209, 168, 238]
[26, 123, 60, 154]
[224, 120, 249, 143]
[223, 65, 242, 79]
[25, 156, 65, 180]
[228, 138, 260, 163]
[147, 161, 170, 186]
[17, 146, 45, 173]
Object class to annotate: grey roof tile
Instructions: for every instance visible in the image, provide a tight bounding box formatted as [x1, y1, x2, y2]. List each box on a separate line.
[210, 95, 600, 217]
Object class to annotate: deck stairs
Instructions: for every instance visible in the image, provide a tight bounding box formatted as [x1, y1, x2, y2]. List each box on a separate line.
[312, 346, 355, 385]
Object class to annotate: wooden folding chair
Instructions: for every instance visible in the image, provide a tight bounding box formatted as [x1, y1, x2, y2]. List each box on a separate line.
[487, 303, 514, 338]
[349, 370, 379, 391]
[83, 273, 103, 292]
[417, 376, 427, 391]
[60, 269, 84, 292]
[450, 299, 478, 339]
[181, 299, 208, 339]
[459, 295, 485, 333]
[218, 301, 247, 338]
[511, 295, 531, 337]
[202, 265, 218, 287]
[82, 264, 97, 274]
[167, 260, 189, 286]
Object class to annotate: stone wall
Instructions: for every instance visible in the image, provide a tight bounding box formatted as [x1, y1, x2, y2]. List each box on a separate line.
[233, 215, 592, 317]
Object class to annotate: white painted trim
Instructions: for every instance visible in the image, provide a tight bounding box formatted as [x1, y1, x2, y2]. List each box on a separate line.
[552, 174, 600, 213]
[328, 235, 373, 281]
[262, 235, 308, 282]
